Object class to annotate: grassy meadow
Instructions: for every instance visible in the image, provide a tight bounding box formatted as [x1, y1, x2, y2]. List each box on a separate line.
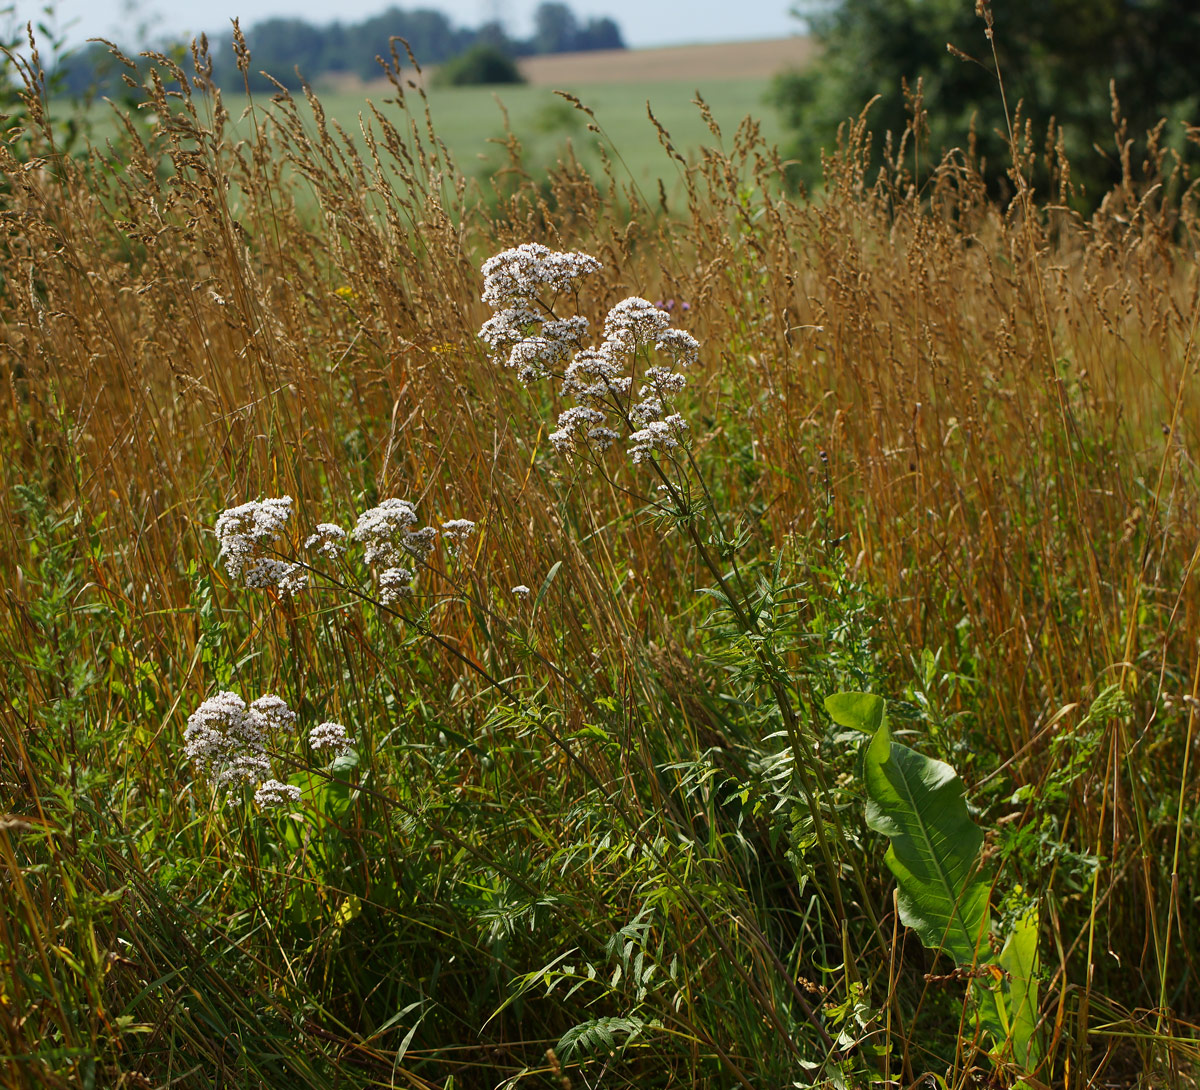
[268, 77, 786, 194]
[2, 28, 1200, 1090]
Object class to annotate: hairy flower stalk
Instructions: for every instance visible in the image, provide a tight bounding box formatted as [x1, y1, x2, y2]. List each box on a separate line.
[478, 246, 698, 466]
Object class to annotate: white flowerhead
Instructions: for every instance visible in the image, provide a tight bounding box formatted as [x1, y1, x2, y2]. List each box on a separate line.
[441, 519, 476, 558]
[654, 328, 700, 367]
[305, 522, 347, 559]
[309, 720, 353, 756]
[603, 297, 671, 350]
[248, 693, 297, 733]
[214, 496, 295, 586]
[628, 414, 689, 464]
[184, 691, 298, 794]
[480, 243, 601, 308]
[549, 406, 607, 452]
[254, 779, 301, 808]
[243, 558, 308, 595]
[378, 566, 415, 605]
[184, 691, 271, 788]
[511, 584, 531, 597]
[352, 500, 437, 571]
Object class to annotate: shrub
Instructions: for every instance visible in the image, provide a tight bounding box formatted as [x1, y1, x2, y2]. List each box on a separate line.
[433, 42, 524, 86]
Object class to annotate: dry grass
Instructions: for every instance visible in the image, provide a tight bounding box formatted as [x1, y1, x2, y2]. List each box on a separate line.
[0, 30, 1198, 1090]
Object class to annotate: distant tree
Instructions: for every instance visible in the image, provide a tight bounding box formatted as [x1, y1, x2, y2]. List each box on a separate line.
[433, 43, 524, 86]
[533, 3, 579, 53]
[770, 0, 1200, 203]
[52, 3, 624, 95]
[576, 16, 624, 51]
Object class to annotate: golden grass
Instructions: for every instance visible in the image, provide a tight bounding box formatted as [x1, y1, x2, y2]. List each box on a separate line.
[0, 30, 1198, 1090]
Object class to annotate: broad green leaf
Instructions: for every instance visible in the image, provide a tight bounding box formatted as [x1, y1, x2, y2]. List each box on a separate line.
[862, 710, 990, 965]
[824, 691, 886, 734]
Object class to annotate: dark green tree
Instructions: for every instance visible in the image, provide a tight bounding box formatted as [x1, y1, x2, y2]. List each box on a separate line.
[770, 0, 1200, 202]
[433, 42, 524, 86]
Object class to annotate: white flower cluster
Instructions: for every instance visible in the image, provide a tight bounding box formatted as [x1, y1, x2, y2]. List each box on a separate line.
[305, 522, 347, 559]
[352, 499, 440, 604]
[185, 692, 355, 808]
[480, 243, 601, 308]
[215, 496, 308, 594]
[440, 519, 476, 558]
[184, 691, 296, 797]
[254, 780, 301, 808]
[479, 246, 599, 383]
[628, 414, 689, 464]
[478, 246, 699, 464]
[309, 720, 353, 756]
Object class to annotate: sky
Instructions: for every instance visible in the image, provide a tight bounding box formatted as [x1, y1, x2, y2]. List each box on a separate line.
[7, 0, 802, 52]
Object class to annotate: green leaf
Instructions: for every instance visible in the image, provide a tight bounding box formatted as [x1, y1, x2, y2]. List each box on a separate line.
[824, 691, 886, 734]
[995, 908, 1040, 1067]
[861, 704, 990, 965]
[534, 560, 563, 610]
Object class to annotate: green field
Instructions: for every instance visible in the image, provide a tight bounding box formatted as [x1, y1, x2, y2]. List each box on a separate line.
[218, 77, 784, 199]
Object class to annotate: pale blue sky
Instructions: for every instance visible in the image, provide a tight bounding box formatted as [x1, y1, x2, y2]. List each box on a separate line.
[8, 0, 802, 51]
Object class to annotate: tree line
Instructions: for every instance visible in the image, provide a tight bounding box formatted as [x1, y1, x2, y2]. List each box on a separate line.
[53, 2, 625, 96]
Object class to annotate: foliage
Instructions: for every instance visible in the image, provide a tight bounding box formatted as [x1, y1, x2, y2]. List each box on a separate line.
[828, 691, 1040, 1068]
[433, 43, 525, 88]
[771, 0, 1200, 203]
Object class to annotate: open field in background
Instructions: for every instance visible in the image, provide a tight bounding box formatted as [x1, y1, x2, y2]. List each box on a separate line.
[223, 39, 808, 196]
[314, 36, 816, 88]
[4, 29, 1200, 1090]
[300, 79, 785, 189]
[82, 77, 790, 205]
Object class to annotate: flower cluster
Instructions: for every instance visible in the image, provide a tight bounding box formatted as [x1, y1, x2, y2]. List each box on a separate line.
[478, 246, 699, 465]
[352, 499, 439, 604]
[305, 522, 347, 559]
[440, 519, 476, 558]
[184, 691, 297, 800]
[185, 691, 354, 807]
[254, 780, 301, 808]
[480, 243, 601, 308]
[309, 720, 353, 756]
[215, 496, 308, 594]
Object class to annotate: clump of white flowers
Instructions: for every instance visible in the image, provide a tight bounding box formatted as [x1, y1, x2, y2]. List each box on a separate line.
[478, 245, 698, 464]
[305, 522, 347, 559]
[215, 496, 309, 594]
[441, 519, 476, 558]
[184, 691, 358, 808]
[184, 690, 298, 803]
[309, 720, 353, 756]
[352, 498, 439, 604]
[254, 780, 301, 808]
